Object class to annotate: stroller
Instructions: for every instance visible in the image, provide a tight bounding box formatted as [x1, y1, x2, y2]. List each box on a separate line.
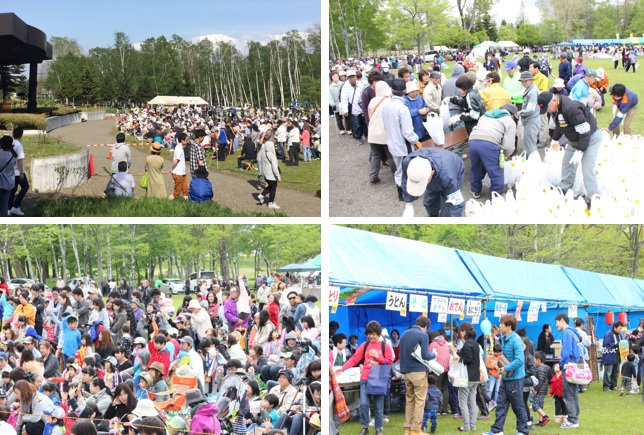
[216, 374, 250, 435]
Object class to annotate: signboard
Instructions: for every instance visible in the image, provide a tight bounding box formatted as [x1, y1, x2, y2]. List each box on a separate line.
[568, 304, 578, 318]
[409, 295, 428, 313]
[494, 302, 508, 317]
[527, 301, 540, 322]
[430, 296, 448, 314]
[385, 292, 407, 311]
[465, 300, 481, 318]
[437, 312, 448, 322]
[447, 298, 465, 314]
[329, 288, 340, 306]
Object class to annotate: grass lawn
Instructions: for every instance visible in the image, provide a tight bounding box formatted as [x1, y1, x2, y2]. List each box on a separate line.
[32, 196, 283, 217]
[21, 134, 81, 176]
[121, 132, 321, 194]
[341, 381, 641, 435]
[399, 57, 644, 134]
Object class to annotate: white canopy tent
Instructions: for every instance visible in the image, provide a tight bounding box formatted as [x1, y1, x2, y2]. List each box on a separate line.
[497, 41, 520, 49]
[147, 96, 209, 105]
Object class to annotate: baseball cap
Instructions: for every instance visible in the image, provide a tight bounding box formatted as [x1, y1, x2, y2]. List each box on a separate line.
[537, 92, 555, 115]
[176, 314, 188, 323]
[500, 104, 518, 117]
[346, 70, 357, 77]
[405, 157, 433, 197]
[87, 287, 97, 294]
[585, 70, 599, 80]
[134, 337, 147, 346]
[429, 71, 441, 79]
[391, 78, 406, 92]
[278, 369, 293, 383]
[0, 352, 7, 360]
[0, 389, 7, 398]
[597, 68, 605, 80]
[180, 336, 194, 347]
[167, 328, 178, 337]
[43, 407, 65, 419]
[523, 48, 530, 54]
[504, 61, 517, 71]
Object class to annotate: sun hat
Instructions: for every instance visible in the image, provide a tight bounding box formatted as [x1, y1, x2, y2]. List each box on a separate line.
[185, 388, 206, 406]
[553, 78, 565, 89]
[405, 82, 420, 94]
[405, 157, 433, 197]
[518, 71, 534, 81]
[149, 362, 165, 375]
[188, 300, 201, 310]
[132, 398, 158, 417]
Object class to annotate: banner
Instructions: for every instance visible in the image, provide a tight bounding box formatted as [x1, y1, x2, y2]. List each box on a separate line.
[447, 298, 465, 314]
[527, 301, 540, 322]
[494, 302, 508, 318]
[465, 300, 481, 318]
[430, 296, 449, 314]
[568, 304, 578, 318]
[385, 292, 407, 311]
[409, 295, 428, 313]
[329, 287, 340, 306]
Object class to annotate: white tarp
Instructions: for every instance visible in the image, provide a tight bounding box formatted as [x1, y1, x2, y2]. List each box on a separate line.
[497, 41, 520, 48]
[147, 96, 209, 105]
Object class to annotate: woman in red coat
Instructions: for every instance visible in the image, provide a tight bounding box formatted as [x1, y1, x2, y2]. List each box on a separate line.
[267, 293, 281, 329]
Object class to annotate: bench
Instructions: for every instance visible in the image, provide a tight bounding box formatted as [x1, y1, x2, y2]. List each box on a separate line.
[420, 127, 469, 150]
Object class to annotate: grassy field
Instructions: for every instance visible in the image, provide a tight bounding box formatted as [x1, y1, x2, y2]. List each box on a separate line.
[32, 196, 283, 217]
[21, 134, 81, 176]
[341, 381, 644, 435]
[122, 132, 321, 194]
[401, 57, 644, 134]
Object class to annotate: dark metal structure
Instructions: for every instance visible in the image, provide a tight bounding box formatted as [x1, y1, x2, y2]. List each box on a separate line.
[0, 13, 53, 113]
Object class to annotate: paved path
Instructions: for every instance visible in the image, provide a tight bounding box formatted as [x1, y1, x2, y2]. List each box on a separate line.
[329, 118, 539, 217]
[27, 120, 320, 217]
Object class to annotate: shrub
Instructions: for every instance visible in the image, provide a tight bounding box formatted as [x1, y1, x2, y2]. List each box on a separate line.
[0, 114, 48, 131]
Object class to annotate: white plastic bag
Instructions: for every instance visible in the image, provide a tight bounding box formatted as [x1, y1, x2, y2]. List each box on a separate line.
[423, 113, 445, 146]
[439, 101, 451, 130]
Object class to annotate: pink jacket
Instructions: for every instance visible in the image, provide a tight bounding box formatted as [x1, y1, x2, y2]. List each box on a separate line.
[429, 337, 451, 372]
[190, 402, 221, 435]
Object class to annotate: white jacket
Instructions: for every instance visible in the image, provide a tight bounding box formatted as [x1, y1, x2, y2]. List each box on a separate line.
[367, 81, 392, 145]
[340, 80, 366, 115]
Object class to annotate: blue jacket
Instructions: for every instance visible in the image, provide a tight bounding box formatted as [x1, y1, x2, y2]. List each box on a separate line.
[609, 88, 639, 131]
[401, 148, 465, 217]
[62, 315, 82, 358]
[189, 178, 213, 203]
[500, 331, 525, 380]
[404, 95, 429, 140]
[566, 74, 584, 91]
[425, 385, 443, 411]
[560, 326, 581, 369]
[399, 325, 435, 373]
[559, 60, 572, 83]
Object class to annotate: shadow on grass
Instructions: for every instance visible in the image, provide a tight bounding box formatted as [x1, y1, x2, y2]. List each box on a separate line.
[32, 196, 286, 217]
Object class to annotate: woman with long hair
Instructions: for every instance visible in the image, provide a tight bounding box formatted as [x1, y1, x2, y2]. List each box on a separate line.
[15, 379, 54, 432]
[455, 322, 481, 432]
[206, 292, 219, 324]
[110, 299, 128, 340]
[255, 310, 276, 354]
[267, 293, 280, 329]
[87, 376, 113, 416]
[77, 333, 94, 363]
[300, 122, 311, 162]
[20, 348, 44, 376]
[96, 329, 115, 359]
[103, 382, 137, 421]
[91, 298, 111, 330]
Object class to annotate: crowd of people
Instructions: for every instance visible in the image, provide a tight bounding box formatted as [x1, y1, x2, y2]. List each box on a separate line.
[0, 272, 322, 435]
[110, 105, 321, 210]
[329, 44, 640, 217]
[330, 312, 644, 435]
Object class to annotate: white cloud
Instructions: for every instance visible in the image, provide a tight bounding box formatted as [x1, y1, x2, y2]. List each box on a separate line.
[192, 32, 309, 54]
[490, 0, 541, 25]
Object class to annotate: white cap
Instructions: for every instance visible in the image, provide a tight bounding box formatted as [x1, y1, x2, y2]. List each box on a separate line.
[597, 68, 605, 80]
[346, 70, 357, 77]
[381, 61, 389, 68]
[523, 48, 530, 54]
[476, 69, 488, 81]
[406, 157, 433, 197]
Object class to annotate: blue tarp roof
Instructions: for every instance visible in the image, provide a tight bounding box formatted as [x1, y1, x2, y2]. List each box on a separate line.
[329, 226, 489, 297]
[597, 273, 644, 309]
[562, 266, 622, 308]
[457, 250, 584, 303]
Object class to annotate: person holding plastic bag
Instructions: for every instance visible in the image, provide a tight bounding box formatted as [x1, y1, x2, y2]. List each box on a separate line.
[337, 320, 393, 435]
[400, 148, 465, 217]
[483, 314, 529, 435]
[453, 322, 480, 432]
[537, 92, 601, 206]
[399, 316, 435, 435]
[468, 104, 518, 199]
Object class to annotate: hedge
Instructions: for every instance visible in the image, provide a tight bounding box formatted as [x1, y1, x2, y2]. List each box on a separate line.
[12, 107, 81, 116]
[0, 114, 48, 131]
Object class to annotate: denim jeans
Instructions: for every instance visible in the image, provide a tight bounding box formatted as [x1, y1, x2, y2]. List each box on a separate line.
[277, 142, 286, 160]
[275, 413, 305, 435]
[561, 129, 601, 199]
[351, 114, 365, 141]
[303, 146, 311, 162]
[469, 139, 504, 197]
[562, 368, 579, 424]
[490, 378, 528, 434]
[360, 379, 384, 429]
[603, 363, 619, 389]
[487, 375, 500, 402]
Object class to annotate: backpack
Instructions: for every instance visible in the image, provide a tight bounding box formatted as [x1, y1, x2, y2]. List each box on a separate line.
[304, 303, 320, 327]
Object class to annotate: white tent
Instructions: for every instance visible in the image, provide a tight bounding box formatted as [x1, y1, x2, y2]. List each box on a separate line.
[497, 41, 520, 49]
[147, 96, 209, 105]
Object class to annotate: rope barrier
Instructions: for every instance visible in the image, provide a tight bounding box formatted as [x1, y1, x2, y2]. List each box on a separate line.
[0, 409, 234, 435]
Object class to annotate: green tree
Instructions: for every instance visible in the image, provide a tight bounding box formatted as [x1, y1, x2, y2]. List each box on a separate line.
[516, 23, 543, 46]
[498, 24, 518, 41]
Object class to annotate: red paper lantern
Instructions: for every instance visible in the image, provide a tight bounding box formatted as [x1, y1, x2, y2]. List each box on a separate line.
[605, 311, 614, 324]
[618, 312, 627, 325]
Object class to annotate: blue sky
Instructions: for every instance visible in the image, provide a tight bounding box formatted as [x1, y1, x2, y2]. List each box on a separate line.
[3, 0, 320, 52]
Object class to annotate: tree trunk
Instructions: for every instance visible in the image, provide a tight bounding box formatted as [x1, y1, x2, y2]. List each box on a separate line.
[50, 238, 59, 279]
[129, 225, 137, 284]
[57, 225, 67, 281]
[106, 230, 112, 280]
[219, 236, 230, 281]
[70, 226, 82, 278]
[20, 229, 34, 279]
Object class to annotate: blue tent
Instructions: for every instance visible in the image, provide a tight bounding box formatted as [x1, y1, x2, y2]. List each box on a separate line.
[457, 250, 585, 304]
[330, 226, 489, 297]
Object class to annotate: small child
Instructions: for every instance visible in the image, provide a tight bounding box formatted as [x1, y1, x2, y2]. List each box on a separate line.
[42, 382, 61, 406]
[549, 365, 568, 423]
[533, 351, 552, 426]
[43, 406, 65, 435]
[236, 278, 250, 321]
[118, 324, 134, 358]
[422, 373, 443, 434]
[132, 337, 147, 365]
[630, 345, 640, 394]
[188, 165, 214, 203]
[486, 344, 502, 405]
[621, 353, 637, 396]
[0, 404, 16, 435]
